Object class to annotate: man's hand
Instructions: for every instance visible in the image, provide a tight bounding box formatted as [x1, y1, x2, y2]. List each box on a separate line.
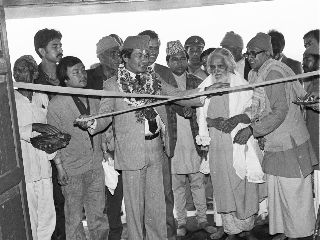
[206, 117, 226, 131]
[183, 107, 193, 119]
[74, 115, 94, 130]
[257, 137, 266, 150]
[32, 123, 60, 135]
[233, 127, 253, 145]
[56, 164, 69, 186]
[220, 116, 240, 133]
[220, 114, 251, 134]
[103, 151, 115, 166]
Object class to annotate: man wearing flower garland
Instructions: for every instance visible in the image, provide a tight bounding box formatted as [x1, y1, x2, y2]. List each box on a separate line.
[138, 29, 177, 240]
[76, 35, 229, 240]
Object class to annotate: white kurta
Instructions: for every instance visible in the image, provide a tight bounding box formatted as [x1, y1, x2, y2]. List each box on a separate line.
[15, 91, 56, 240]
[171, 73, 201, 174]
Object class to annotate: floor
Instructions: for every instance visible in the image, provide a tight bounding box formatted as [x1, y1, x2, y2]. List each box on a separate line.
[83, 213, 313, 240]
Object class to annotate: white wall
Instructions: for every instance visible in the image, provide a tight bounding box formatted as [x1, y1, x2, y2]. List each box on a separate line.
[5, 0, 320, 69]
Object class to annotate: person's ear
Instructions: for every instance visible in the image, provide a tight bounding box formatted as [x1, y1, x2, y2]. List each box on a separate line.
[122, 54, 129, 64]
[38, 48, 46, 58]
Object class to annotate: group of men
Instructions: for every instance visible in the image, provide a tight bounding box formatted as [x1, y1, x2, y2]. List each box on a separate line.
[14, 26, 319, 240]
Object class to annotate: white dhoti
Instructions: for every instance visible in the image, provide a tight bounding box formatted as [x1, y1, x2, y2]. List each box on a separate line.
[267, 174, 315, 238]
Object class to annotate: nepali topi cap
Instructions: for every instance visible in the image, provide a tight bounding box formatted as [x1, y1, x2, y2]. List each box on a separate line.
[166, 40, 185, 56]
[123, 35, 150, 50]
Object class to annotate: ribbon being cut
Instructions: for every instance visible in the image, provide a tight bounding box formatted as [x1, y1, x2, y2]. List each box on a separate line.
[13, 70, 319, 122]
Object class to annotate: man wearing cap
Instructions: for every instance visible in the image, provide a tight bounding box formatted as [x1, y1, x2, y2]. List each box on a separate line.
[234, 32, 317, 240]
[220, 31, 251, 80]
[267, 30, 302, 75]
[184, 35, 207, 80]
[138, 29, 177, 240]
[166, 40, 216, 237]
[86, 35, 122, 90]
[77, 35, 228, 240]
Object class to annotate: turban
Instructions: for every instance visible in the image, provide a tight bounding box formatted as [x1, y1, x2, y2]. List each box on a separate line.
[247, 32, 273, 56]
[123, 35, 150, 50]
[166, 40, 184, 56]
[220, 31, 244, 49]
[96, 36, 120, 56]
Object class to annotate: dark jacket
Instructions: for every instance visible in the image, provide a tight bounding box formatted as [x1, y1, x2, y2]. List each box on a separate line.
[86, 64, 106, 90]
[154, 63, 202, 157]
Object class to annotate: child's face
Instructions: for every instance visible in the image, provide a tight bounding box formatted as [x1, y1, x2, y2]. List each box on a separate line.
[65, 62, 87, 88]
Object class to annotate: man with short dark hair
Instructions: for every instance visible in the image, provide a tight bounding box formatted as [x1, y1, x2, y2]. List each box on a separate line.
[33, 28, 65, 240]
[34, 28, 63, 87]
[138, 29, 177, 240]
[303, 29, 320, 49]
[47, 56, 109, 240]
[303, 44, 319, 160]
[184, 35, 207, 80]
[267, 29, 303, 75]
[200, 48, 216, 76]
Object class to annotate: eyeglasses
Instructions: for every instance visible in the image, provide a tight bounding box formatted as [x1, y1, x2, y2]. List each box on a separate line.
[243, 50, 265, 59]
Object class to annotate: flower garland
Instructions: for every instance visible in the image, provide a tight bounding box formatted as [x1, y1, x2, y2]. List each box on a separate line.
[117, 64, 162, 123]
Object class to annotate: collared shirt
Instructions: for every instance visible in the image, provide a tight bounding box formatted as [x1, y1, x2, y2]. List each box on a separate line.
[236, 58, 245, 77]
[187, 66, 207, 80]
[15, 91, 53, 183]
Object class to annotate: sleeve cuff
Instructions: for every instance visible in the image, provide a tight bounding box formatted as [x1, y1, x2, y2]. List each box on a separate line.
[198, 87, 206, 104]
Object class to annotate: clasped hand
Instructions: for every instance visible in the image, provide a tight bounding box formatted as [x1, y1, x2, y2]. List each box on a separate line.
[74, 114, 94, 130]
[206, 115, 240, 133]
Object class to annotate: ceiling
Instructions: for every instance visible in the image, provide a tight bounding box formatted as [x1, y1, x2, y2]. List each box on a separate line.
[3, 0, 272, 19]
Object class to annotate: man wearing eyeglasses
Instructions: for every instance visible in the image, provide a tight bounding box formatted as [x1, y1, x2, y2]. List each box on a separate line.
[234, 32, 317, 240]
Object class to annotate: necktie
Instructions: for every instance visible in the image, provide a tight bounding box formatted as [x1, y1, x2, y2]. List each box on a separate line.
[148, 118, 158, 134]
[135, 74, 158, 134]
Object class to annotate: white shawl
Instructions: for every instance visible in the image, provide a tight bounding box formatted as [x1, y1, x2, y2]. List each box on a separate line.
[197, 72, 264, 183]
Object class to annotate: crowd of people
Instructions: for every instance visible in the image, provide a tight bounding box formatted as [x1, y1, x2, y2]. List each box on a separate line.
[14, 26, 319, 240]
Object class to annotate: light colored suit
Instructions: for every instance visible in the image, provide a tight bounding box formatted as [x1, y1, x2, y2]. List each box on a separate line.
[92, 75, 202, 240]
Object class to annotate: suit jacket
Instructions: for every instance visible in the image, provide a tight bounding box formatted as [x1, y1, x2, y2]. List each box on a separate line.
[47, 95, 103, 176]
[169, 73, 204, 157]
[281, 55, 303, 75]
[93, 73, 202, 171]
[86, 65, 106, 90]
